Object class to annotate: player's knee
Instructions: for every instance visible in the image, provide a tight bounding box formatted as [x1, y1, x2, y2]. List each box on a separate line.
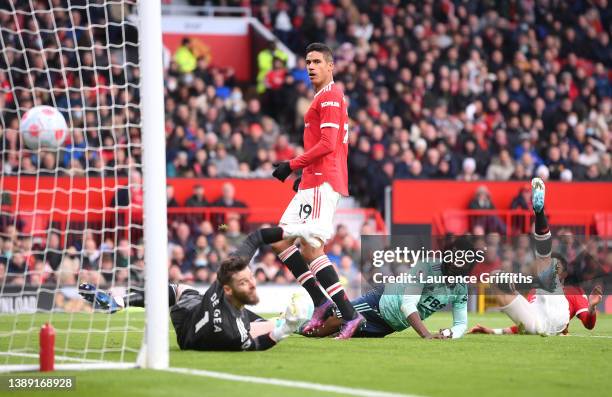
[300, 239, 324, 261]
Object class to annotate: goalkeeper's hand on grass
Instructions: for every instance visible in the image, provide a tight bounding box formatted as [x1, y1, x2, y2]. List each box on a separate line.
[272, 162, 292, 182]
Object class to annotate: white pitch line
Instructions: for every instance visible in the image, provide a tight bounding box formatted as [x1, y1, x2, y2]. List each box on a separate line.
[564, 335, 612, 339]
[164, 367, 422, 397]
[0, 351, 107, 364]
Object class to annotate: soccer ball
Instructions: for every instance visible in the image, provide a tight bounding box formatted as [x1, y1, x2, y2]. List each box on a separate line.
[284, 291, 314, 329]
[19, 105, 69, 149]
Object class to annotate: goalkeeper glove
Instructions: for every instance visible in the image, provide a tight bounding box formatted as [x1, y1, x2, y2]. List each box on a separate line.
[271, 319, 294, 342]
[292, 176, 301, 192]
[272, 162, 292, 182]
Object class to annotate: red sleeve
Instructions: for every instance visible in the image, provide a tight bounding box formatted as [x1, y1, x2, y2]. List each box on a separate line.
[289, 126, 338, 169]
[566, 288, 596, 330]
[289, 91, 342, 170]
[577, 310, 597, 330]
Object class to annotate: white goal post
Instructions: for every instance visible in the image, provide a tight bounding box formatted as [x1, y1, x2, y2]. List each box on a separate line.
[0, 0, 168, 371]
[140, 0, 169, 371]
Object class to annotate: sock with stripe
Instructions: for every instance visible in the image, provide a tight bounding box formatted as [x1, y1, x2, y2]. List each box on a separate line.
[278, 245, 327, 307]
[310, 254, 357, 320]
[534, 208, 551, 258]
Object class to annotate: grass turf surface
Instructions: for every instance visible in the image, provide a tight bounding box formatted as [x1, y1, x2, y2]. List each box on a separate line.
[1, 311, 611, 397]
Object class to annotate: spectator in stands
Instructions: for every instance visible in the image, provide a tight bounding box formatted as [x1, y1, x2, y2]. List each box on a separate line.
[194, 234, 210, 257]
[116, 239, 132, 268]
[82, 238, 100, 270]
[338, 255, 360, 299]
[171, 222, 196, 272]
[185, 184, 209, 207]
[510, 184, 532, 234]
[57, 247, 80, 286]
[468, 186, 506, 235]
[39, 152, 58, 176]
[3, 0, 612, 291]
[256, 40, 288, 94]
[486, 149, 515, 181]
[99, 254, 114, 286]
[192, 251, 210, 283]
[210, 233, 230, 265]
[45, 233, 62, 271]
[197, 220, 215, 245]
[457, 158, 480, 182]
[169, 243, 189, 278]
[264, 57, 288, 119]
[510, 185, 531, 211]
[113, 170, 143, 207]
[168, 259, 183, 284]
[212, 182, 246, 209]
[224, 218, 245, 250]
[326, 243, 343, 266]
[166, 184, 179, 207]
[211, 143, 239, 177]
[174, 38, 197, 74]
[7, 251, 26, 286]
[167, 151, 192, 178]
[253, 251, 286, 283]
[274, 134, 295, 161]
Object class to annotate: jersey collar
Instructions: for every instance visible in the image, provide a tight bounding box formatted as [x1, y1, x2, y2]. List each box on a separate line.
[314, 80, 334, 98]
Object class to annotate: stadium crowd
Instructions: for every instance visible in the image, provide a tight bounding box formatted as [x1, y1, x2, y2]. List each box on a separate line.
[0, 211, 364, 297]
[0, 1, 611, 291]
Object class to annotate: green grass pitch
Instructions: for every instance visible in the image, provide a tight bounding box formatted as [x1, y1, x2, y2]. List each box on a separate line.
[1, 310, 611, 397]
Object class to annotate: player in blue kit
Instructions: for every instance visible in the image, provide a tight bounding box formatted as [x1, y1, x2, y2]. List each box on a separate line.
[301, 237, 475, 339]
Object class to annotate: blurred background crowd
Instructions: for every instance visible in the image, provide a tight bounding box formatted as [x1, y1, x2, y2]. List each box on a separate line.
[0, 0, 610, 293]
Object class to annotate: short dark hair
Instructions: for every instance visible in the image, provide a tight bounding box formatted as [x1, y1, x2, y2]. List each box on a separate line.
[217, 256, 249, 286]
[306, 42, 333, 62]
[551, 252, 568, 273]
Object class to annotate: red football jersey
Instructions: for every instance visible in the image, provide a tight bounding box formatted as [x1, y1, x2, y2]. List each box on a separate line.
[525, 286, 589, 319]
[563, 285, 592, 319]
[516, 285, 596, 333]
[289, 81, 349, 196]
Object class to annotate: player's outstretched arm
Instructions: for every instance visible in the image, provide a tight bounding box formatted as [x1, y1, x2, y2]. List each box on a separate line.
[444, 297, 469, 339]
[577, 285, 601, 330]
[468, 324, 517, 335]
[401, 293, 434, 338]
[405, 312, 438, 339]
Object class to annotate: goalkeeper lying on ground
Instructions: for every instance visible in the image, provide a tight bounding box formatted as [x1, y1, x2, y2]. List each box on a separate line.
[79, 255, 309, 351]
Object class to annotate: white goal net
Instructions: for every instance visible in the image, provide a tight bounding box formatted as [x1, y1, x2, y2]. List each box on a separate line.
[0, 0, 167, 371]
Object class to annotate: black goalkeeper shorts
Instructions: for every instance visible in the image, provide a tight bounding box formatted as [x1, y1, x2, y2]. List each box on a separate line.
[169, 288, 202, 342]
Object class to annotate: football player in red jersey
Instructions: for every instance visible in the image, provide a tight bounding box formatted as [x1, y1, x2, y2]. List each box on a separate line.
[469, 257, 602, 336]
[263, 42, 365, 339]
[470, 177, 603, 336]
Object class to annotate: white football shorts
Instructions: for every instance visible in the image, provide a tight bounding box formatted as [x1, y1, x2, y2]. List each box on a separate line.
[501, 292, 569, 336]
[279, 182, 340, 248]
